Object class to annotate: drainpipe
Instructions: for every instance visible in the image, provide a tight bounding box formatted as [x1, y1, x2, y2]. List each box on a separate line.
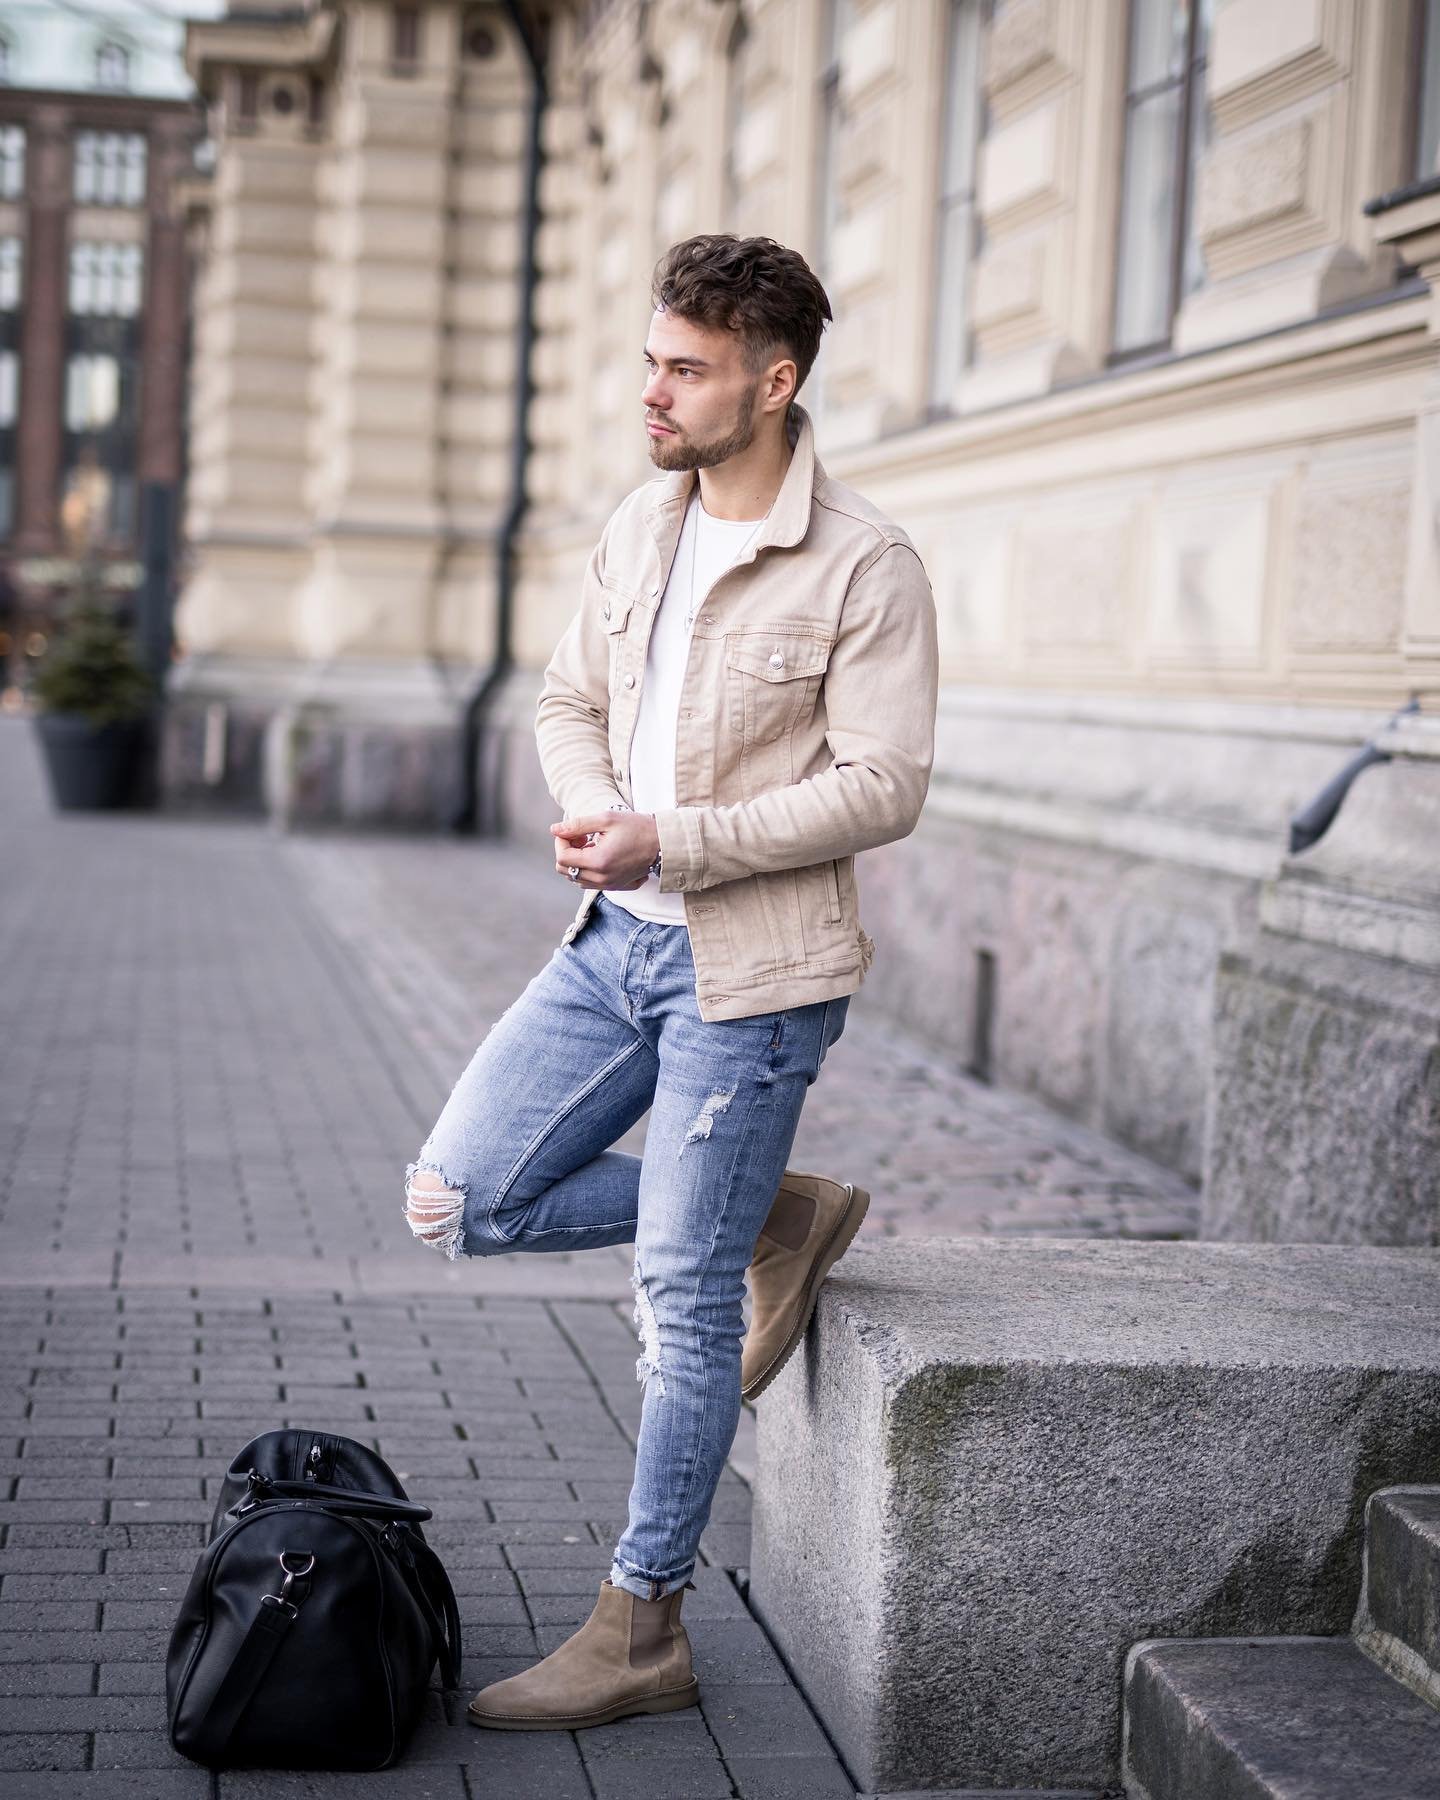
[450, 0, 547, 834]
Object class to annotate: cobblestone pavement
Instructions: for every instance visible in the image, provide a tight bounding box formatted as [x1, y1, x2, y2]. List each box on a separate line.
[0, 717, 1189, 1796]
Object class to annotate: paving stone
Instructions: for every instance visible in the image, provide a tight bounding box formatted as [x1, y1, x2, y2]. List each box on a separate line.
[699, 1683, 835, 1760]
[585, 1755, 736, 1800]
[1, 1775, 210, 1798]
[728, 1756, 858, 1799]
[0, 1732, 89, 1770]
[0, 1665, 95, 1697]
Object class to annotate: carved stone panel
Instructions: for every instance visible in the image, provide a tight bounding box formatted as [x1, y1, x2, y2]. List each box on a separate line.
[1292, 474, 1410, 653]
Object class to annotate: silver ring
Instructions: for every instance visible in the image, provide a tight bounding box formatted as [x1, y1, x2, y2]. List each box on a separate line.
[567, 865, 581, 882]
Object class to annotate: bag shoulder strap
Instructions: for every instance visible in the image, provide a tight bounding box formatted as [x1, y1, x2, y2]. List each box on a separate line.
[186, 1593, 302, 1766]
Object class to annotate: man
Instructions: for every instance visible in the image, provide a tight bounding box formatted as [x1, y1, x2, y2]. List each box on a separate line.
[403, 233, 939, 1731]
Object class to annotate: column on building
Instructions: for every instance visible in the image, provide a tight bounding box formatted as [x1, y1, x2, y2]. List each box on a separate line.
[137, 115, 195, 495]
[170, 0, 534, 823]
[176, 13, 331, 662]
[12, 105, 68, 556]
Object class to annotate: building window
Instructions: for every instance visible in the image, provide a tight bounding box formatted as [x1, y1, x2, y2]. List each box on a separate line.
[0, 33, 12, 85]
[0, 349, 16, 427]
[63, 348, 139, 541]
[0, 238, 20, 311]
[930, 0, 984, 408]
[814, 0, 852, 280]
[69, 243, 144, 318]
[73, 131, 148, 206]
[65, 354, 122, 433]
[1111, 0, 1213, 359]
[0, 126, 24, 200]
[1416, 0, 1440, 179]
[236, 70, 260, 124]
[94, 40, 131, 91]
[391, 4, 421, 69]
[810, 0, 853, 416]
[723, 11, 756, 232]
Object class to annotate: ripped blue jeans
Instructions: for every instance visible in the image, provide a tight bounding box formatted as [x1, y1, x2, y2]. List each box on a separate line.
[402, 890, 849, 1602]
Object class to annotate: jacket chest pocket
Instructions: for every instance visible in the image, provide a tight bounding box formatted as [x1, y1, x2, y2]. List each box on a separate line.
[601, 586, 636, 694]
[725, 631, 831, 746]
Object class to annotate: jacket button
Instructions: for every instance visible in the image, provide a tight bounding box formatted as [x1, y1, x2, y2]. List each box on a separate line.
[624, 673, 635, 687]
[675, 874, 685, 888]
[602, 603, 611, 620]
[769, 651, 785, 669]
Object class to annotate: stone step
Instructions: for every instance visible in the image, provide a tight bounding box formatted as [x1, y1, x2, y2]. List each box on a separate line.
[1123, 1636, 1440, 1799]
[750, 1236, 1440, 1792]
[1354, 1486, 1440, 1706]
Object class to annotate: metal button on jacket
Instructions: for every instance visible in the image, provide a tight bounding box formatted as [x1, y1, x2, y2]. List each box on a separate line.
[602, 602, 611, 619]
[769, 650, 785, 669]
[624, 673, 635, 687]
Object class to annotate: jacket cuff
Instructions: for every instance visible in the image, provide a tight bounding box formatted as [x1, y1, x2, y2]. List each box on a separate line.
[652, 807, 705, 892]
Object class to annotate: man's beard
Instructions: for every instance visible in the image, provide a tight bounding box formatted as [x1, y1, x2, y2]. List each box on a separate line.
[646, 383, 760, 471]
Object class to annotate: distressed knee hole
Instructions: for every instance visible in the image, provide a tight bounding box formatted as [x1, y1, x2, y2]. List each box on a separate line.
[630, 1264, 667, 1399]
[403, 1165, 467, 1261]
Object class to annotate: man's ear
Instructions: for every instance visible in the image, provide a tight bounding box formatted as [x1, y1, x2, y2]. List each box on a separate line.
[765, 355, 797, 413]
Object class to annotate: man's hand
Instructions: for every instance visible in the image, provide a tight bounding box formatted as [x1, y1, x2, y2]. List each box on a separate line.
[551, 813, 661, 890]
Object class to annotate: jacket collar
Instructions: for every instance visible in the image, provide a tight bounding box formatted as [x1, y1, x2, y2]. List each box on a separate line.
[644, 400, 823, 554]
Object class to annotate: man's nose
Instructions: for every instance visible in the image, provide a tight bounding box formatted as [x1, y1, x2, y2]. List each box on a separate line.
[642, 375, 668, 408]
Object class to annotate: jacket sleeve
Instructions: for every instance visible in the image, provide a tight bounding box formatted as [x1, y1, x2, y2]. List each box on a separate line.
[651, 539, 939, 892]
[533, 514, 628, 820]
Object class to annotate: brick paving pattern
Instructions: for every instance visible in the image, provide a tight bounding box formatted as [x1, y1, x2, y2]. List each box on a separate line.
[0, 718, 1193, 1796]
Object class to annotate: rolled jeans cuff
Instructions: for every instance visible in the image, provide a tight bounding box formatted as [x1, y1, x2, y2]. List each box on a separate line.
[609, 1559, 692, 1602]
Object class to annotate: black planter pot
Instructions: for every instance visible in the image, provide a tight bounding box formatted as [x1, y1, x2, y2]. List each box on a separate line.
[33, 712, 149, 811]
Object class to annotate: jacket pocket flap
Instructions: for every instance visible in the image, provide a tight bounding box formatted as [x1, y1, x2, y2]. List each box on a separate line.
[600, 588, 635, 633]
[726, 635, 831, 681]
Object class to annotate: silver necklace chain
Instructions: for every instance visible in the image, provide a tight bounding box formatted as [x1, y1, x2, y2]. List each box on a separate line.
[684, 491, 767, 632]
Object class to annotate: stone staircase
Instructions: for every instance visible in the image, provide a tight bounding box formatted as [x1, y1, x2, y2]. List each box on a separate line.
[1123, 1487, 1440, 1798]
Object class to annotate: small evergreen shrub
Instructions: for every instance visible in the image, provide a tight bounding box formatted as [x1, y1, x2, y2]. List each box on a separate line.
[31, 596, 155, 727]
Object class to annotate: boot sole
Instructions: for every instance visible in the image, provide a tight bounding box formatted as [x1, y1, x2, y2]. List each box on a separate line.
[741, 1181, 870, 1401]
[467, 1676, 700, 1731]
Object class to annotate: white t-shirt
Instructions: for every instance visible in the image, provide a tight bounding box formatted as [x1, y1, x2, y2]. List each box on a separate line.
[603, 489, 764, 927]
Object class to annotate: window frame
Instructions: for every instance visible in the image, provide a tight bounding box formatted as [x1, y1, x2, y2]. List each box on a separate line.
[1107, 0, 1211, 366]
[928, 0, 985, 415]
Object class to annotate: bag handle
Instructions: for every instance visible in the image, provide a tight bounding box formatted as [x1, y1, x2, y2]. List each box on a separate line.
[237, 1473, 433, 1523]
[404, 1535, 463, 1689]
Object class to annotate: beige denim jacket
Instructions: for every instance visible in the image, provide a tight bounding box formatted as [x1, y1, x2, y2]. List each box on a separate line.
[535, 400, 939, 1023]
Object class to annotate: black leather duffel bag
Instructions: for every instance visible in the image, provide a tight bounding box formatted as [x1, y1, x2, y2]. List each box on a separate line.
[166, 1428, 462, 1770]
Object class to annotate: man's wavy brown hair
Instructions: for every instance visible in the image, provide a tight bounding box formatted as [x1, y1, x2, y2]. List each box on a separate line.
[651, 234, 833, 395]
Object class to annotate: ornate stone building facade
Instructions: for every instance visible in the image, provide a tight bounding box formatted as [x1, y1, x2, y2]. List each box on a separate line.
[168, 0, 1440, 1229]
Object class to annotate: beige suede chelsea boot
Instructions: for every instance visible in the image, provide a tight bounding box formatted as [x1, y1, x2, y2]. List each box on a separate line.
[741, 1169, 870, 1400]
[467, 1576, 699, 1731]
